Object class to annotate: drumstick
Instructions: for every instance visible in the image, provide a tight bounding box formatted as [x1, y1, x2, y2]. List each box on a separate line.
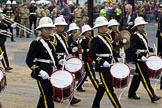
[153, 43, 157, 56]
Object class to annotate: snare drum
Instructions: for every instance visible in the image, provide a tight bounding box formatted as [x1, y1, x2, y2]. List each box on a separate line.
[146, 55, 162, 79]
[65, 57, 84, 81]
[0, 68, 7, 96]
[50, 70, 75, 102]
[110, 63, 130, 89]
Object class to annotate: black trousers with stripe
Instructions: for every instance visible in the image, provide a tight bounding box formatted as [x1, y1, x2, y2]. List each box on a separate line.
[128, 62, 156, 99]
[37, 79, 54, 108]
[92, 67, 121, 108]
[77, 62, 99, 90]
[0, 42, 10, 69]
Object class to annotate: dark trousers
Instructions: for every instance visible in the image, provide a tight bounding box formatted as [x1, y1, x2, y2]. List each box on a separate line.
[0, 42, 9, 69]
[77, 62, 99, 90]
[29, 15, 37, 33]
[9, 27, 14, 41]
[92, 67, 121, 108]
[128, 62, 156, 99]
[37, 79, 54, 108]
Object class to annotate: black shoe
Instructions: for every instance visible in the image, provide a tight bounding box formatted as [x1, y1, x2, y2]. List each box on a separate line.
[151, 96, 161, 103]
[26, 36, 30, 38]
[77, 87, 86, 92]
[92, 106, 100, 108]
[128, 95, 140, 100]
[5, 67, 13, 71]
[160, 86, 162, 90]
[70, 97, 81, 105]
[11, 40, 16, 42]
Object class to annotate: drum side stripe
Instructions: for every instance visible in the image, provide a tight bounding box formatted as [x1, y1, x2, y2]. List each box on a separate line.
[100, 72, 119, 108]
[86, 63, 99, 89]
[0, 47, 7, 68]
[38, 80, 48, 108]
[137, 63, 153, 97]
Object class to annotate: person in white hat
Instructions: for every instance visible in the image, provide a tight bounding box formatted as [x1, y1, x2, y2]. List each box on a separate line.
[26, 17, 57, 108]
[67, 22, 80, 56]
[108, 19, 127, 62]
[75, 24, 99, 92]
[156, 4, 162, 89]
[3, 0, 16, 42]
[89, 16, 122, 108]
[0, 8, 13, 71]
[52, 16, 81, 105]
[128, 16, 161, 102]
[28, 0, 37, 35]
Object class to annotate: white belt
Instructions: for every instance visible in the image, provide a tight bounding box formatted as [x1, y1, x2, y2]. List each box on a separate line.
[96, 54, 112, 57]
[56, 53, 66, 55]
[30, 13, 36, 15]
[137, 49, 148, 53]
[34, 58, 52, 64]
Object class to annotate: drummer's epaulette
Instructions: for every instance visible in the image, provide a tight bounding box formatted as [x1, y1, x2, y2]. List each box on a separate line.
[35, 36, 42, 41]
[134, 32, 138, 35]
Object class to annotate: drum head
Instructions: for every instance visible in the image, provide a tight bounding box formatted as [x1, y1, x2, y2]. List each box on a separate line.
[50, 70, 73, 88]
[110, 63, 130, 79]
[146, 56, 162, 71]
[65, 57, 83, 73]
[0, 70, 3, 81]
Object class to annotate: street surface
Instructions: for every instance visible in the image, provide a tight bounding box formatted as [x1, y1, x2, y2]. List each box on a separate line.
[0, 22, 162, 108]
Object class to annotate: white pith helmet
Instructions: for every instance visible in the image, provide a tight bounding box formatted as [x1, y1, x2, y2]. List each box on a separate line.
[93, 16, 109, 29]
[0, 8, 3, 13]
[54, 16, 68, 26]
[80, 25, 92, 36]
[36, 17, 55, 30]
[6, 0, 11, 5]
[12, 0, 17, 5]
[132, 16, 148, 28]
[67, 23, 80, 32]
[31, 0, 36, 4]
[108, 19, 119, 27]
[68, 1, 73, 5]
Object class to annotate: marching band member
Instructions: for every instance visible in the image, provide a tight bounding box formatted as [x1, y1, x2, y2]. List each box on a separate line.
[28, 0, 37, 35]
[67, 22, 80, 57]
[108, 19, 128, 62]
[52, 16, 81, 105]
[128, 17, 161, 102]
[156, 4, 162, 90]
[0, 8, 13, 71]
[75, 25, 99, 92]
[26, 17, 57, 108]
[3, 0, 16, 42]
[89, 16, 121, 108]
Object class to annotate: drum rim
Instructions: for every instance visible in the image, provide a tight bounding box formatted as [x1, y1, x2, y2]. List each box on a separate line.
[50, 69, 74, 88]
[65, 57, 83, 73]
[110, 62, 131, 79]
[146, 55, 162, 71]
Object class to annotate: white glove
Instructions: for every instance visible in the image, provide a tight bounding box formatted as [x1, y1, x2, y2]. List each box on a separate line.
[119, 52, 126, 58]
[11, 22, 17, 28]
[141, 56, 147, 62]
[103, 61, 110, 67]
[0, 14, 5, 19]
[121, 38, 127, 44]
[59, 59, 66, 65]
[72, 47, 78, 53]
[39, 70, 49, 80]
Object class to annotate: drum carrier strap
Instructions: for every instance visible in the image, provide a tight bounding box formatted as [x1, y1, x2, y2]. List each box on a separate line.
[40, 39, 57, 68]
[137, 33, 149, 54]
[98, 35, 113, 64]
[55, 34, 69, 56]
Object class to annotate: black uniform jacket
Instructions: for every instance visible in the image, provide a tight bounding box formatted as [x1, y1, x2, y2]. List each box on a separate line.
[89, 34, 114, 71]
[26, 36, 58, 79]
[130, 31, 153, 62]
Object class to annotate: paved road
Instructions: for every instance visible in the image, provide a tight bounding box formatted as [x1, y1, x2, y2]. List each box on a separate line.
[0, 22, 162, 108]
